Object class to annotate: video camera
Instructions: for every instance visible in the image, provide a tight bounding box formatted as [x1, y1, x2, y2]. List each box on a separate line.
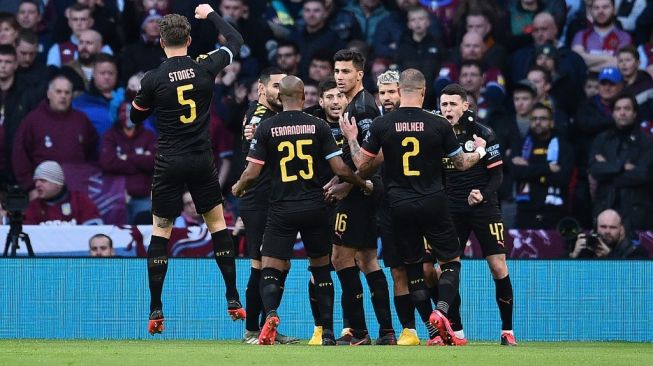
[3, 185, 28, 219]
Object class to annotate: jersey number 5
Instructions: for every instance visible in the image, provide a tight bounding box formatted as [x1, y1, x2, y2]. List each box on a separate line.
[402, 137, 420, 176]
[278, 139, 314, 182]
[177, 84, 197, 123]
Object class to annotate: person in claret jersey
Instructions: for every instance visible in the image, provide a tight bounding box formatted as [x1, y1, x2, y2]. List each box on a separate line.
[24, 160, 102, 226]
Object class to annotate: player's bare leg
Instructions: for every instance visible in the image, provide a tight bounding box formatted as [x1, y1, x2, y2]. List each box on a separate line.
[147, 215, 174, 335]
[203, 204, 245, 321]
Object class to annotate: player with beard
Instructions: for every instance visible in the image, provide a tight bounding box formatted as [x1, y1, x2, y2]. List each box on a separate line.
[427, 83, 515, 346]
[341, 69, 487, 346]
[325, 49, 395, 345]
[373, 70, 421, 346]
[232, 75, 373, 346]
[239, 67, 300, 345]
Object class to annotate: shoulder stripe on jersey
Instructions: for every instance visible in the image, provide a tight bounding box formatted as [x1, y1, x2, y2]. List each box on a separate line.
[325, 150, 343, 160]
[361, 148, 377, 158]
[486, 160, 503, 169]
[216, 46, 233, 64]
[131, 101, 149, 111]
[447, 146, 463, 157]
[246, 156, 265, 165]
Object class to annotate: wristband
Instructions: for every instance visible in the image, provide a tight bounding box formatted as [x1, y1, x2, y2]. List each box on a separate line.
[475, 146, 486, 159]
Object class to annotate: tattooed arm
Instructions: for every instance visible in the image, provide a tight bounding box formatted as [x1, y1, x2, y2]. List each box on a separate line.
[450, 133, 487, 171]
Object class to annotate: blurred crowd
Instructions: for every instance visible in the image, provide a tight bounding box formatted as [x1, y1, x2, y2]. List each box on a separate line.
[1, 0, 653, 234]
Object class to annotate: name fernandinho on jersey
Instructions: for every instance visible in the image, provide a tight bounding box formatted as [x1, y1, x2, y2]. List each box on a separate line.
[271, 124, 316, 137]
[395, 121, 424, 132]
[168, 68, 196, 82]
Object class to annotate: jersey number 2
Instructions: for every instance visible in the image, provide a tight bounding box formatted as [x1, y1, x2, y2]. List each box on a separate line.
[278, 140, 314, 182]
[177, 84, 197, 123]
[402, 137, 420, 176]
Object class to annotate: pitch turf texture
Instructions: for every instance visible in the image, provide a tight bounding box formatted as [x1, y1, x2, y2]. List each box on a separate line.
[0, 340, 652, 366]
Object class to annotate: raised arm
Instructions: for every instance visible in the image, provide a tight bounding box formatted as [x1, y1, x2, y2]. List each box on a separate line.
[195, 4, 244, 58]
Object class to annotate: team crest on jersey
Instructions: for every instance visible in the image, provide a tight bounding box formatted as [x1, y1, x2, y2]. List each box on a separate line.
[358, 118, 373, 132]
[464, 140, 475, 152]
[61, 203, 72, 216]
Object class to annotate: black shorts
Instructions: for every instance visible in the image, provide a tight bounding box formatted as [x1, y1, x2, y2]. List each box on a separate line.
[391, 192, 461, 263]
[333, 189, 378, 250]
[262, 206, 331, 260]
[378, 199, 403, 268]
[451, 204, 507, 258]
[240, 208, 268, 260]
[152, 150, 223, 218]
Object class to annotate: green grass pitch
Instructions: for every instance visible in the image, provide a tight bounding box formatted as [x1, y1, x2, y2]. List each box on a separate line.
[1, 340, 652, 366]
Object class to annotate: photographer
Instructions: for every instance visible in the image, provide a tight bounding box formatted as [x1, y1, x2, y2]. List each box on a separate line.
[570, 209, 649, 259]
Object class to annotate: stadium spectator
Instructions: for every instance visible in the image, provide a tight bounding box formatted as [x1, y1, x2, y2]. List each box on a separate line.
[46, 4, 112, 68]
[14, 29, 48, 86]
[0, 12, 18, 46]
[372, 0, 443, 59]
[324, 0, 363, 44]
[454, 59, 504, 124]
[494, 79, 538, 227]
[119, 10, 166, 86]
[59, 29, 106, 95]
[464, 9, 508, 70]
[15, 0, 50, 63]
[569, 209, 649, 259]
[99, 102, 156, 224]
[511, 103, 573, 229]
[588, 94, 653, 230]
[0, 44, 43, 186]
[24, 160, 102, 225]
[11, 75, 98, 189]
[344, 0, 388, 45]
[290, 0, 345, 77]
[89, 233, 115, 257]
[303, 79, 319, 109]
[72, 54, 123, 138]
[533, 42, 585, 115]
[614, 0, 646, 32]
[584, 70, 599, 98]
[526, 65, 570, 137]
[274, 41, 301, 77]
[616, 46, 653, 107]
[173, 191, 204, 228]
[50, 0, 121, 54]
[571, 0, 631, 72]
[510, 12, 587, 96]
[395, 6, 443, 109]
[307, 50, 333, 83]
[123, 0, 170, 45]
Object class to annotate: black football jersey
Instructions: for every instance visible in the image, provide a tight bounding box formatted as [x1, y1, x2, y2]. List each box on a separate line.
[342, 89, 380, 169]
[133, 47, 232, 155]
[247, 111, 342, 212]
[361, 107, 461, 207]
[239, 102, 277, 210]
[442, 110, 503, 210]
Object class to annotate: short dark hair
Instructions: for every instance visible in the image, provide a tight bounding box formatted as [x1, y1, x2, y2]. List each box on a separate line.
[586, 71, 599, 81]
[528, 65, 552, 84]
[304, 0, 326, 8]
[89, 233, 113, 248]
[16, 29, 38, 46]
[531, 102, 553, 119]
[259, 66, 284, 86]
[459, 59, 484, 74]
[441, 83, 468, 101]
[611, 93, 638, 113]
[68, 3, 91, 14]
[334, 49, 365, 71]
[19, 0, 41, 11]
[304, 78, 319, 89]
[617, 45, 639, 60]
[0, 44, 16, 58]
[159, 14, 191, 47]
[93, 53, 116, 67]
[318, 78, 338, 97]
[0, 12, 19, 29]
[276, 40, 299, 54]
[311, 49, 334, 65]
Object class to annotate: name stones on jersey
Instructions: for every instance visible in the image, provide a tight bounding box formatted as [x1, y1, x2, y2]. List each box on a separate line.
[168, 68, 196, 82]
